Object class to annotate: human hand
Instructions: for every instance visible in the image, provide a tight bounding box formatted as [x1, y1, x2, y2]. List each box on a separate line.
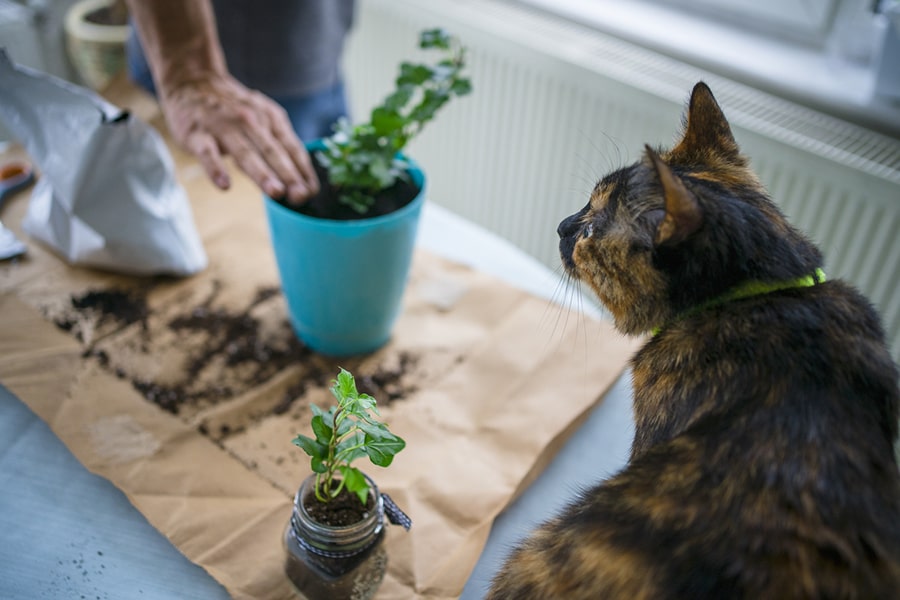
[159, 74, 319, 204]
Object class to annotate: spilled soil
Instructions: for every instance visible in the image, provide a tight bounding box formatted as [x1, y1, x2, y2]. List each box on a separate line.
[54, 283, 420, 441]
[54, 288, 150, 342]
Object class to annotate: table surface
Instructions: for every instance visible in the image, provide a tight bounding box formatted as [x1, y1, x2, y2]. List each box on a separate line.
[0, 201, 634, 600]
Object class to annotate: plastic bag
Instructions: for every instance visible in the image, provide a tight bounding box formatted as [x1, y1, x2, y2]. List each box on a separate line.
[0, 49, 206, 276]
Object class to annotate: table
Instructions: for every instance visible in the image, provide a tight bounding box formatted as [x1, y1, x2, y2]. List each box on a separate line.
[0, 199, 634, 599]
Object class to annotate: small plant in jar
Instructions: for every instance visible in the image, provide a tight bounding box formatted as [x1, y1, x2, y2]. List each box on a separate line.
[283, 368, 410, 599]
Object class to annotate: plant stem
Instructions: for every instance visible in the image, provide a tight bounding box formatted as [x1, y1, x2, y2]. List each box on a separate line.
[322, 407, 344, 499]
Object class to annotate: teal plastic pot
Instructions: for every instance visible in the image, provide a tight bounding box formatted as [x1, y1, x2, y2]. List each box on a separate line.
[264, 150, 425, 357]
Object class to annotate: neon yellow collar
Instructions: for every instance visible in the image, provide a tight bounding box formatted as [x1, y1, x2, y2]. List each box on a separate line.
[651, 268, 826, 336]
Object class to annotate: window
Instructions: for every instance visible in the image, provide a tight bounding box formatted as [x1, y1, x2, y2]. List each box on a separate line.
[513, 0, 900, 134]
[650, 0, 840, 46]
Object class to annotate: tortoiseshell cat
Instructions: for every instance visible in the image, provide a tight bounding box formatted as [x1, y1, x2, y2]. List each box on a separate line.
[488, 83, 900, 599]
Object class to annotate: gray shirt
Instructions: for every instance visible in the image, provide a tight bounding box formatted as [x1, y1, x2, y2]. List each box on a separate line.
[128, 0, 356, 98]
[211, 0, 355, 97]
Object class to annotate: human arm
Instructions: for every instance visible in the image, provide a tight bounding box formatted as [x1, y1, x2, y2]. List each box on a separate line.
[124, 0, 318, 203]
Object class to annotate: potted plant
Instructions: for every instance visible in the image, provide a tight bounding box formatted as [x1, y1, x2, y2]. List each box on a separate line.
[284, 367, 408, 599]
[264, 28, 471, 357]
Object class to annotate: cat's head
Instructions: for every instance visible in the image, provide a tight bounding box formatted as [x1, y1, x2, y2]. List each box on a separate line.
[558, 82, 821, 335]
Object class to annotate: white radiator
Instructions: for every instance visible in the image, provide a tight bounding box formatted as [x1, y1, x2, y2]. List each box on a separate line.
[345, 0, 900, 363]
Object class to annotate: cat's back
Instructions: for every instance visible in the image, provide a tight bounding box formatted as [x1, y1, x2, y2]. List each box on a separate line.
[623, 279, 900, 598]
[631, 279, 898, 451]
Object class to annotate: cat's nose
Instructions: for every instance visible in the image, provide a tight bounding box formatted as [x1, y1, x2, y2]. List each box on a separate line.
[558, 214, 580, 238]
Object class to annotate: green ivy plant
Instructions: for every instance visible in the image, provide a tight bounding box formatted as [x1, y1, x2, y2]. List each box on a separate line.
[292, 368, 406, 505]
[316, 28, 472, 213]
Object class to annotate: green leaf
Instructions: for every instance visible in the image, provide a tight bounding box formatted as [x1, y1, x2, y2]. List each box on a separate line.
[327, 162, 350, 185]
[335, 415, 354, 436]
[291, 434, 326, 460]
[339, 466, 370, 505]
[451, 78, 473, 96]
[358, 393, 378, 411]
[339, 190, 375, 213]
[333, 368, 358, 402]
[337, 445, 367, 465]
[311, 415, 332, 445]
[336, 429, 364, 451]
[365, 433, 406, 467]
[357, 420, 389, 441]
[407, 91, 440, 125]
[431, 64, 456, 82]
[311, 404, 336, 430]
[314, 151, 331, 168]
[310, 456, 327, 474]
[420, 28, 451, 49]
[368, 158, 395, 189]
[382, 86, 414, 112]
[398, 63, 433, 86]
[371, 107, 404, 136]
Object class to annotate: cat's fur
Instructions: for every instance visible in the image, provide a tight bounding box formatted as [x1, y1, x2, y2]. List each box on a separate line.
[487, 82, 900, 599]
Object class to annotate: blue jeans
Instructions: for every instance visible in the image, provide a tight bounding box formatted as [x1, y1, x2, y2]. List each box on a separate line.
[270, 83, 349, 142]
[126, 33, 348, 141]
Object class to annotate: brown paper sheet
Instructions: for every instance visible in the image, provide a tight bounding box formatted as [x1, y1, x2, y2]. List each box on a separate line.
[0, 82, 638, 599]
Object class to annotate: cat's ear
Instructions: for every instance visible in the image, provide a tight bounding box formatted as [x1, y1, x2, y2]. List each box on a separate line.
[670, 82, 740, 164]
[646, 145, 702, 246]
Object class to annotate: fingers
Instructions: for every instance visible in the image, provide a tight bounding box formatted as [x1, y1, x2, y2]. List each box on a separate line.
[281, 143, 320, 205]
[219, 125, 286, 199]
[236, 100, 315, 203]
[265, 102, 320, 204]
[184, 130, 231, 190]
[162, 79, 322, 203]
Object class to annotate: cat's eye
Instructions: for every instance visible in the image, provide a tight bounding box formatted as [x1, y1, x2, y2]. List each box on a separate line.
[583, 223, 594, 238]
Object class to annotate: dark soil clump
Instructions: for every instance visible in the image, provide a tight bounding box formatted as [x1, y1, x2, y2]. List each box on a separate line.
[54, 288, 150, 340]
[72, 288, 149, 327]
[142, 284, 311, 415]
[356, 351, 419, 405]
[303, 482, 375, 527]
[279, 157, 419, 220]
[132, 380, 191, 415]
[168, 302, 307, 375]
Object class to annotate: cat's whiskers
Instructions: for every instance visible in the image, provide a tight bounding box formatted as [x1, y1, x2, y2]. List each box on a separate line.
[582, 130, 626, 177]
[571, 276, 594, 364]
[540, 265, 593, 355]
[539, 265, 576, 344]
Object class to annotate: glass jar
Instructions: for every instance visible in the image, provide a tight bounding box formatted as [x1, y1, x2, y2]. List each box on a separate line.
[283, 474, 388, 600]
